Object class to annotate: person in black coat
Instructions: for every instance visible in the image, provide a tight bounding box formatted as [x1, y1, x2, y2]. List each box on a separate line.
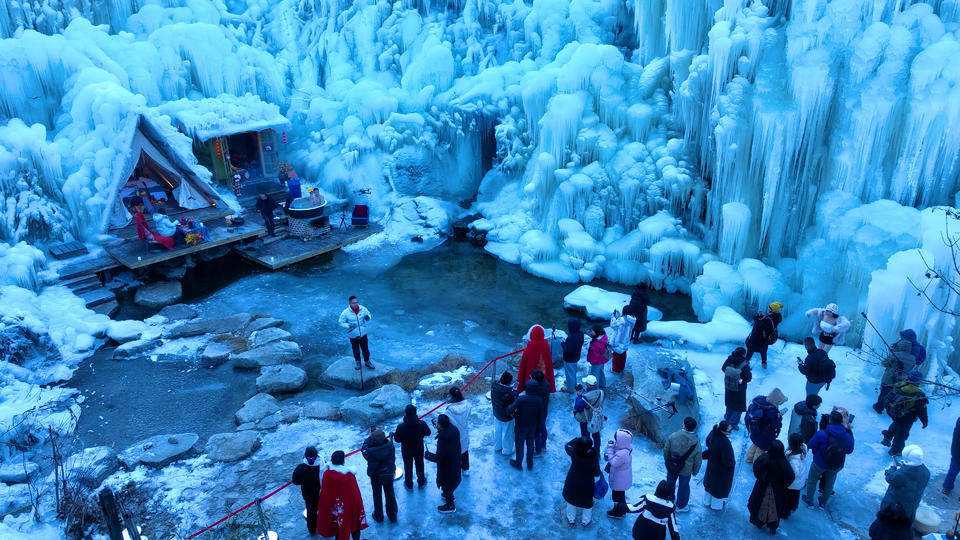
[627, 480, 680, 540]
[868, 502, 915, 540]
[490, 372, 518, 456]
[745, 303, 782, 369]
[393, 404, 431, 490]
[508, 389, 545, 470]
[255, 193, 279, 237]
[748, 440, 795, 534]
[702, 421, 736, 510]
[525, 370, 551, 455]
[561, 318, 585, 392]
[626, 284, 650, 344]
[797, 337, 836, 396]
[562, 436, 601, 526]
[291, 446, 322, 535]
[360, 429, 397, 523]
[721, 347, 752, 429]
[424, 414, 461, 513]
[943, 418, 960, 494]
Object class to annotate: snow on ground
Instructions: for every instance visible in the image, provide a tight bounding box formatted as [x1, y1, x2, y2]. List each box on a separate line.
[108, 331, 958, 539]
[563, 284, 664, 321]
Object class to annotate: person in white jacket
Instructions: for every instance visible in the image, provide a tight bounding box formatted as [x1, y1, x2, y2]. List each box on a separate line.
[805, 303, 851, 352]
[784, 432, 808, 518]
[338, 295, 374, 370]
[444, 387, 472, 475]
[608, 309, 636, 374]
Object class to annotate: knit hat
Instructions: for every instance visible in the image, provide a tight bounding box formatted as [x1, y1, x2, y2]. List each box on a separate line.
[907, 370, 922, 383]
[583, 375, 598, 386]
[825, 303, 840, 315]
[901, 445, 924, 466]
[769, 302, 784, 312]
[370, 429, 387, 445]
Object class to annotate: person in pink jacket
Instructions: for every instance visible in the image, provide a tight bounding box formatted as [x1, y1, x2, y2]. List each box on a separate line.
[605, 428, 634, 518]
[587, 326, 609, 389]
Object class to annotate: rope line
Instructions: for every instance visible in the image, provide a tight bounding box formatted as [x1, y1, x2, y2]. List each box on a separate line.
[185, 348, 523, 538]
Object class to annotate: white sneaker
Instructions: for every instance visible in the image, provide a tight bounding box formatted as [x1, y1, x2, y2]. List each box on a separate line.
[676, 505, 690, 513]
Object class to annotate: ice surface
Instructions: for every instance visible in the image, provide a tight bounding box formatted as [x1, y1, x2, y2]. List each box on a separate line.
[563, 284, 663, 321]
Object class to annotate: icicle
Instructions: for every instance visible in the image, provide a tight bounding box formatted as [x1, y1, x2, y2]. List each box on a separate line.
[719, 202, 751, 263]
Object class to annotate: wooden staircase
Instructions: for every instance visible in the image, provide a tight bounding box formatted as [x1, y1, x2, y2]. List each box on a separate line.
[59, 273, 118, 316]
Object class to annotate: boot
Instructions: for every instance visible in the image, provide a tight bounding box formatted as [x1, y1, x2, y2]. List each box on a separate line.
[365, 361, 375, 370]
[881, 430, 892, 447]
[438, 503, 456, 514]
[509, 459, 523, 471]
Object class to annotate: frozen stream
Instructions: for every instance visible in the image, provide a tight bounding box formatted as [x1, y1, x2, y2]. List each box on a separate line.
[74, 241, 694, 448]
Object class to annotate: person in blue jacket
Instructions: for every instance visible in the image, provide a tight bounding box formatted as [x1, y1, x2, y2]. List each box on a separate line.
[803, 410, 854, 508]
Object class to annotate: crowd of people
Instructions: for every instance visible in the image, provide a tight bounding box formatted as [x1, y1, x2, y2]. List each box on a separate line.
[287, 292, 943, 539]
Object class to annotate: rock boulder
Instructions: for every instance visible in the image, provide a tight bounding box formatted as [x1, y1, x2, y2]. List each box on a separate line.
[119, 433, 200, 469]
[0, 483, 32, 517]
[205, 432, 260, 462]
[0, 460, 38, 484]
[301, 401, 341, 421]
[112, 339, 162, 360]
[244, 317, 284, 336]
[627, 349, 700, 445]
[106, 320, 146, 343]
[249, 327, 292, 349]
[235, 393, 280, 425]
[157, 304, 198, 321]
[256, 364, 308, 394]
[233, 341, 301, 369]
[323, 357, 398, 390]
[134, 281, 182, 309]
[339, 384, 410, 426]
[164, 313, 252, 339]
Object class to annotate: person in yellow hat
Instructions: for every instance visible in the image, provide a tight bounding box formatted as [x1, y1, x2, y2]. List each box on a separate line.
[745, 302, 784, 369]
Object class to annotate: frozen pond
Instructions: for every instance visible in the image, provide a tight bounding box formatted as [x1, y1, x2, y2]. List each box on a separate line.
[75, 241, 694, 447]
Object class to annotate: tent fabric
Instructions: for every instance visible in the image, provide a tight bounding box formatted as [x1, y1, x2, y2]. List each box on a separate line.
[105, 116, 224, 230]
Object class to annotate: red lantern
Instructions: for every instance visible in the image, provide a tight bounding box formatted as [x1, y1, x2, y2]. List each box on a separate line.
[282, 131, 287, 144]
[215, 138, 223, 158]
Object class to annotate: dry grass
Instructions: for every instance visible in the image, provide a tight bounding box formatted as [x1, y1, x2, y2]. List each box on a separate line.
[208, 334, 249, 352]
[384, 353, 489, 399]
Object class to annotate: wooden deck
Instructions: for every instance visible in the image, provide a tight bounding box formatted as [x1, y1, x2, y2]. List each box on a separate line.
[106, 218, 265, 269]
[109, 206, 232, 241]
[235, 224, 382, 270]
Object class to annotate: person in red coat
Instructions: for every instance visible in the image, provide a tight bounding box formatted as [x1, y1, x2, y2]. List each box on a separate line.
[316, 451, 368, 540]
[517, 325, 556, 393]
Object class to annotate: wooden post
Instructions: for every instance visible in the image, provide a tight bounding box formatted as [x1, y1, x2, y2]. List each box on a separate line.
[98, 489, 124, 540]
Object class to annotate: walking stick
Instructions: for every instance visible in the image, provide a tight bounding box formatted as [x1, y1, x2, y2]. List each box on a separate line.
[359, 358, 365, 392]
[859, 312, 893, 351]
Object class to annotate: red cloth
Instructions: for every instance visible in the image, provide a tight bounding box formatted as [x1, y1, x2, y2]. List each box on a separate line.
[350, 304, 360, 314]
[316, 467, 368, 540]
[611, 351, 627, 373]
[153, 233, 174, 250]
[516, 325, 555, 393]
[134, 210, 152, 241]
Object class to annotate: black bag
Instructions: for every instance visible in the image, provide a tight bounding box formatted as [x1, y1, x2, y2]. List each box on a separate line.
[666, 441, 698, 476]
[821, 432, 848, 469]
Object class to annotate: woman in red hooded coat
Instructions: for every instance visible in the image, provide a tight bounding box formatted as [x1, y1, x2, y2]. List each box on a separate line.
[316, 451, 368, 540]
[517, 325, 556, 393]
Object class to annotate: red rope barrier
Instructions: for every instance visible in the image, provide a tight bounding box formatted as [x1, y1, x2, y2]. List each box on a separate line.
[185, 347, 524, 538]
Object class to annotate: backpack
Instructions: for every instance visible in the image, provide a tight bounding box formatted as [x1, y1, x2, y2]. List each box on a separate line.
[884, 385, 919, 419]
[724, 364, 743, 392]
[586, 391, 606, 433]
[762, 316, 779, 345]
[745, 403, 766, 433]
[821, 432, 848, 469]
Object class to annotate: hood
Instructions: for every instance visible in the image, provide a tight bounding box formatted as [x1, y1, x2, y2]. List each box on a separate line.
[900, 329, 918, 344]
[613, 429, 633, 450]
[567, 318, 582, 334]
[752, 395, 771, 408]
[902, 445, 924, 466]
[530, 325, 545, 341]
[793, 401, 816, 416]
[592, 334, 608, 345]
[825, 424, 848, 438]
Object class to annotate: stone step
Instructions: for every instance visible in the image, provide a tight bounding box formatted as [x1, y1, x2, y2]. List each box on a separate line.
[61, 274, 101, 293]
[78, 287, 117, 309]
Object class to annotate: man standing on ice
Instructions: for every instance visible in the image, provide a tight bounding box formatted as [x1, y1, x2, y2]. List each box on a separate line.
[745, 302, 783, 369]
[609, 308, 636, 374]
[805, 303, 851, 352]
[881, 370, 929, 457]
[797, 337, 836, 396]
[291, 446, 321, 535]
[339, 295, 374, 370]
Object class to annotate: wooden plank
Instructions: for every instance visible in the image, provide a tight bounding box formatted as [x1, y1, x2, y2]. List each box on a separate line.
[78, 287, 116, 308]
[105, 219, 265, 269]
[109, 206, 232, 240]
[48, 240, 88, 260]
[56, 254, 120, 280]
[236, 224, 381, 270]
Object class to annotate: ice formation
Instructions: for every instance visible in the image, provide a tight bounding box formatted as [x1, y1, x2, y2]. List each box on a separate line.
[0, 0, 958, 368]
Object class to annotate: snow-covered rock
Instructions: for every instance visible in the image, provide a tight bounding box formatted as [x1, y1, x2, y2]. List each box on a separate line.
[232, 340, 302, 369]
[301, 401, 341, 421]
[64, 446, 119, 488]
[249, 327, 292, 349]
[133, 281, 182, 309]
[323, 357, 398, 390]
[106, 320, 145, 343]
[256, 364, 308, 394]
[164, 313, 252, 339]
[151, 337, 208, 363]
[646, 306, 751, 350]
[0, 483, 31, 517]
[200, 341, 233, 367]
[0, 460, 38, 484]
[157, 304, 198, 321]
[112, 338, 161, 360]
[563, 285, 664, 321]
[119, 433, 200, 469]
[205, 432, 260, 462]
[0, 324, 61, 367]
[235, 393, 280, 425]
[626, 348, 700, 445]
[243, 317, 284, 336]
[339, 384, 410, 426]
